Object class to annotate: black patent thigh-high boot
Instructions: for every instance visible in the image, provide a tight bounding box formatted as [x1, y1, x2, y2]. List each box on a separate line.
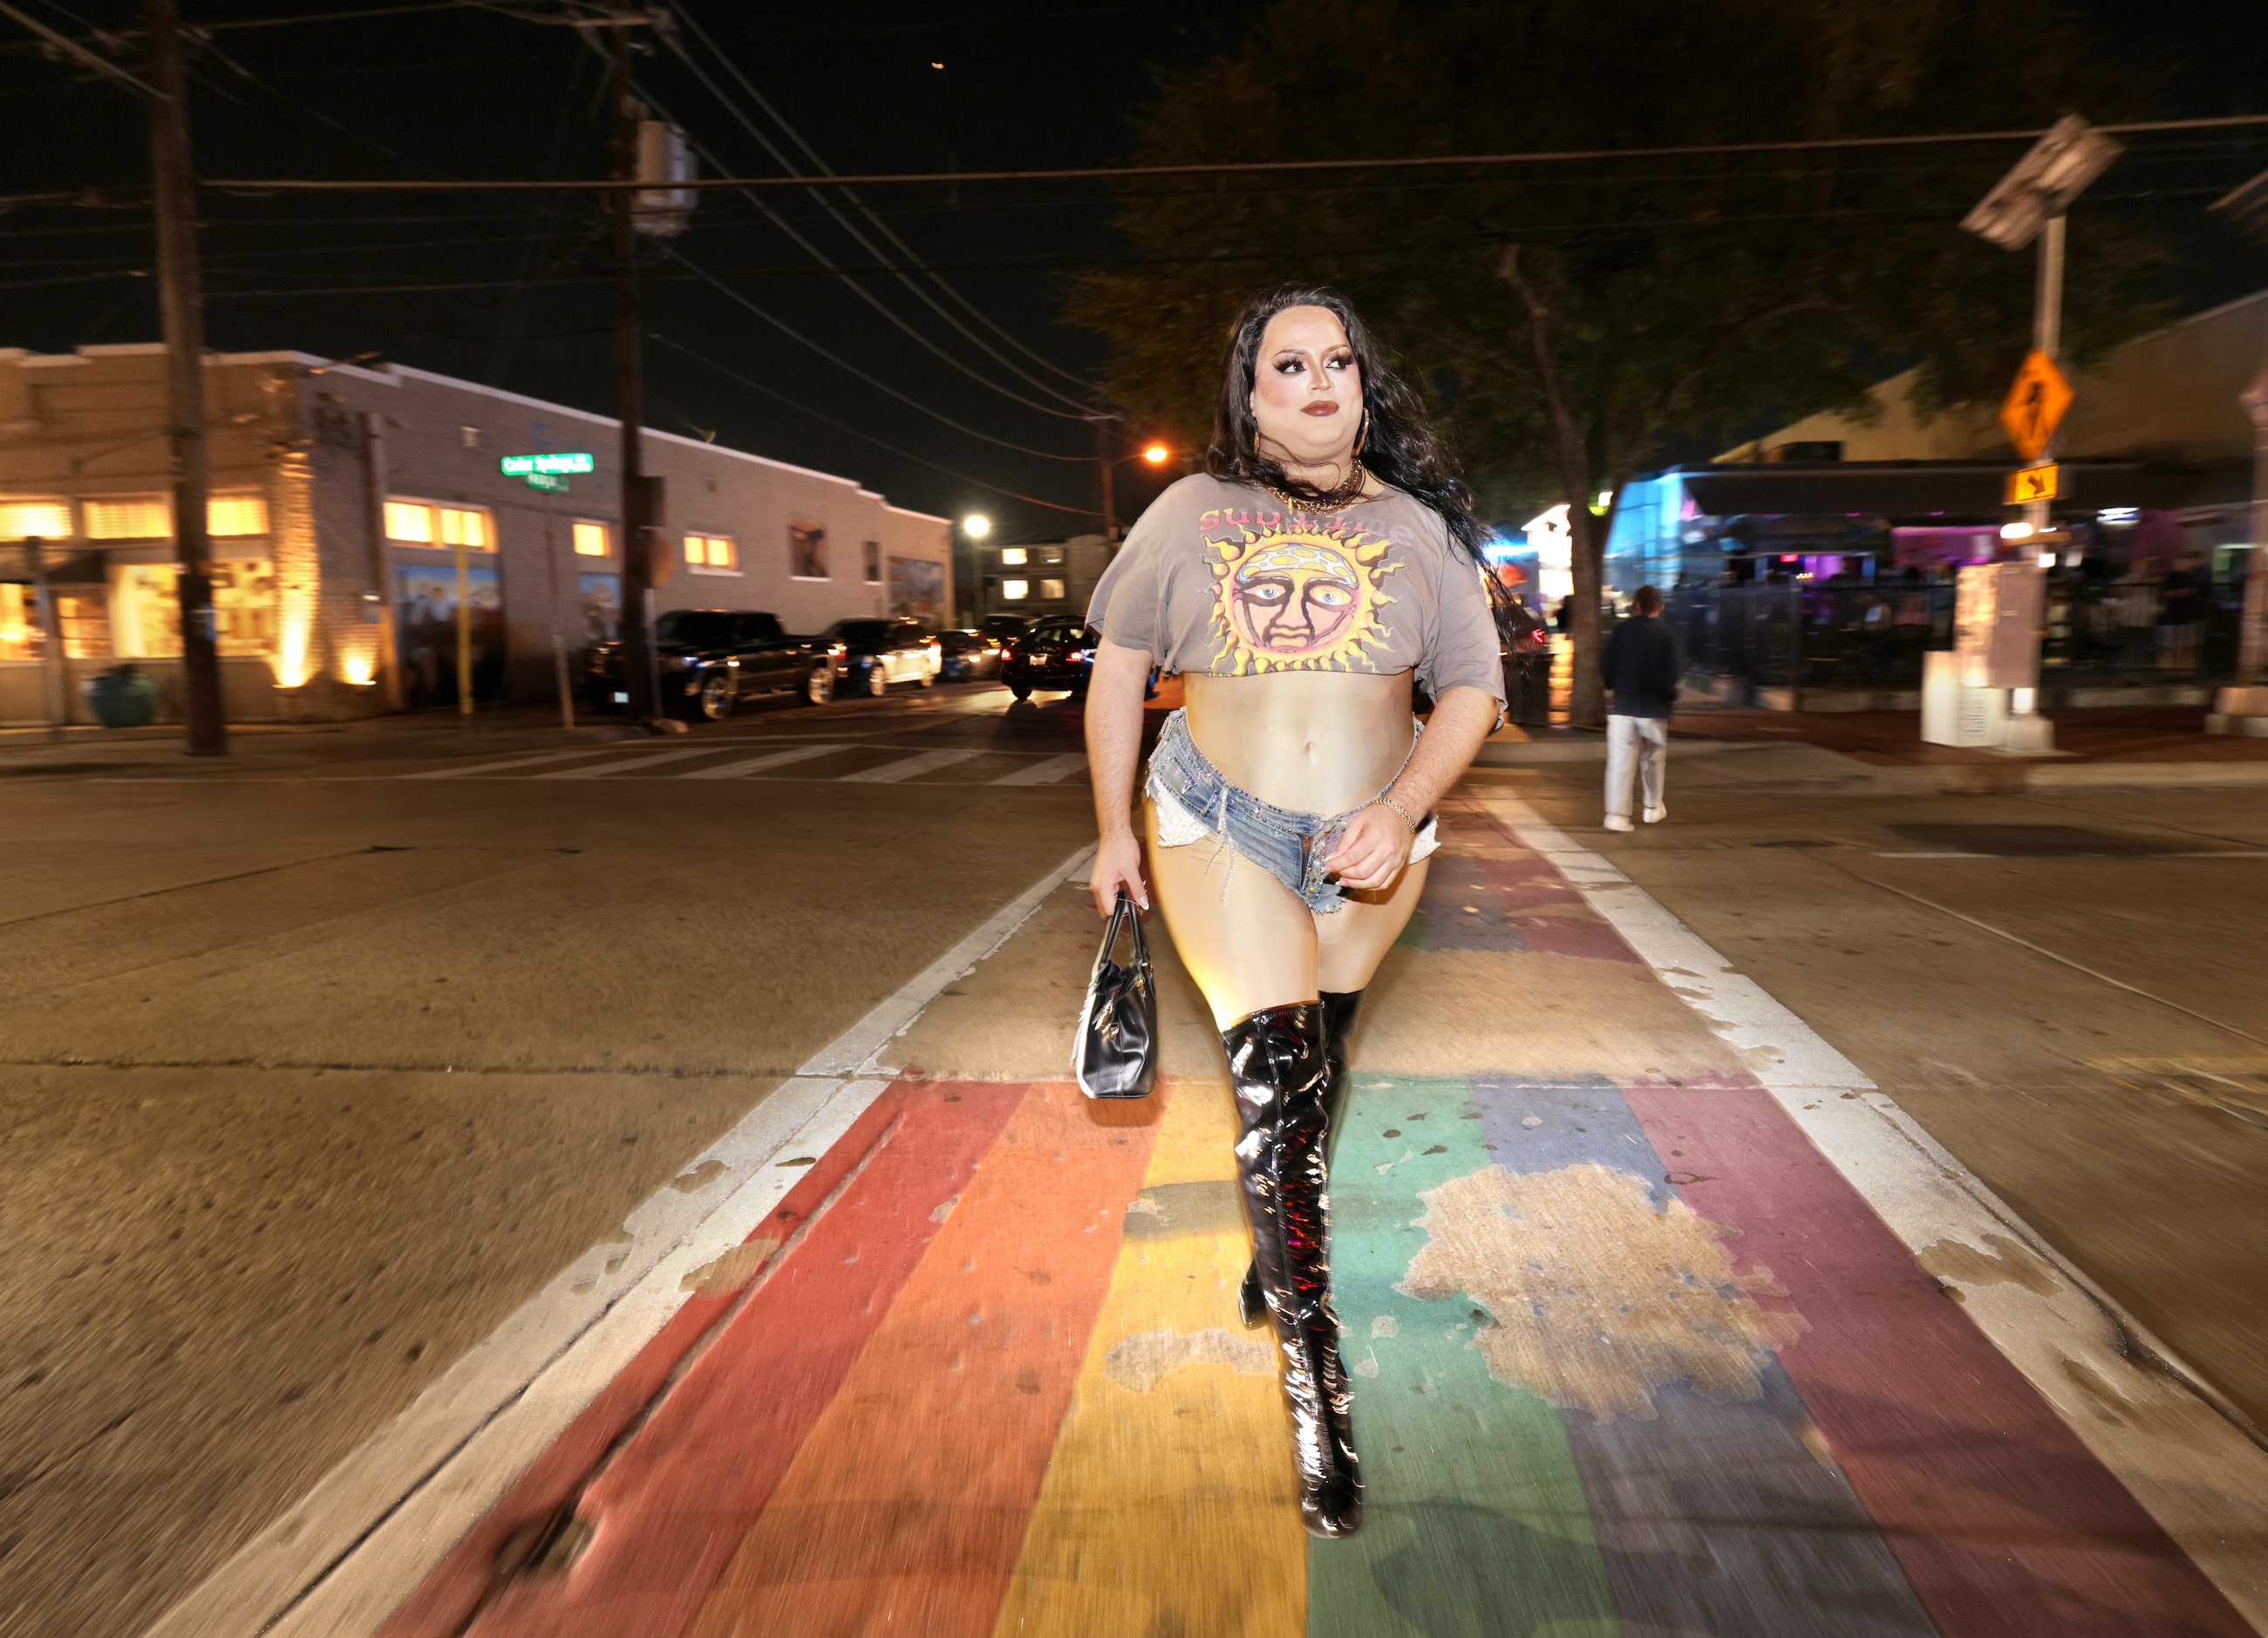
[1238, 989, 1363, 1329]
[1225, 1001, 1363, 1538]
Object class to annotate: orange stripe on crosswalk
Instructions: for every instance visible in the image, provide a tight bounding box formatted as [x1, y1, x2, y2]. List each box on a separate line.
[684, 1082, 1161, 1638]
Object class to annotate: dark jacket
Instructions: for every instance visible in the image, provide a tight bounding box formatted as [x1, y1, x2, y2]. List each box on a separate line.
[1601, 614, 1679, 719]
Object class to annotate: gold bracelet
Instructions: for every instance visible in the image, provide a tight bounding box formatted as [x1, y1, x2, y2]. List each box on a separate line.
[1379, 793, 1420, 833]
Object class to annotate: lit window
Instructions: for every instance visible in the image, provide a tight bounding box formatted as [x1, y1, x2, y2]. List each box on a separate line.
[110, 563, 182, 658]
[1041, 548, 1062, 565]
[85, 496, 171, 540]
[209, 558, 277, 656]
[999, 547, 1027, 566]
[439, 508, 491, 549]
[0, 499, 72, 539]
[0, 584, 34, 655]
[58, 593, 110, 659]
[385, 501, 434, 543]
[1002, 578, 1029, 600]
[685, 533, 737, 570]
[1040, 577, 1066, 600]
[573, 521, 610, 556]
[208, 494, 269, 536]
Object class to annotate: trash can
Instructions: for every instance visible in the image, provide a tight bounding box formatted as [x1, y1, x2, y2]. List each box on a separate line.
[85, 664, 160, 729]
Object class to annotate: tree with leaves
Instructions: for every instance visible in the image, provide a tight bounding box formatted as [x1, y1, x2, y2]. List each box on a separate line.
[1072, 0, 2159, 723]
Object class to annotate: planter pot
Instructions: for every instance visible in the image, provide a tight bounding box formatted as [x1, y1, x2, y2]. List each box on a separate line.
[85, 665, 160, 729]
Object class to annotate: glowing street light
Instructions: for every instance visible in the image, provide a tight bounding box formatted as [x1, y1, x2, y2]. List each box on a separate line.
[1141, 442, 1170, 466]
[962, 513, 991, 539]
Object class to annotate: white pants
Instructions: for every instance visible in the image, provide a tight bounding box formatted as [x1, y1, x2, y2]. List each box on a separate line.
[1604, 713, 1667, 819]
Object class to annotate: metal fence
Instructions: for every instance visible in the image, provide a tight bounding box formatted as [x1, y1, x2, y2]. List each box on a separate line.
[1661, 576, 2244, 700]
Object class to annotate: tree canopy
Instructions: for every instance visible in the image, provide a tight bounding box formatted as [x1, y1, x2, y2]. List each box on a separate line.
[1071, 0, 2161, 720]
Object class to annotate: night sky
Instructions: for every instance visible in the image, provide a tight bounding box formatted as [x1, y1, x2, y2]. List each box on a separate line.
[3, 0, 2261, 543]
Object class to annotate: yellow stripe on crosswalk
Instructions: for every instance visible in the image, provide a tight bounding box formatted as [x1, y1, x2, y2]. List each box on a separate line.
[991, 1075, 1307, 1638]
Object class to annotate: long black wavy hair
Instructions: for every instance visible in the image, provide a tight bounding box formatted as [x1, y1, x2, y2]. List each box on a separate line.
[1204, 283, 1492, 578]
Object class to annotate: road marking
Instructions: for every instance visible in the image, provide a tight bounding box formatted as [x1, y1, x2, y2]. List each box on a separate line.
[837, 747, 981, 783]
[403, 747, 618, 780]
[678, 743, 851, 780]
[834, 748, 975, 784]
[532, 746, 727, 779]
[146, 843, 1097, 1638]
[992, 752, 1087, 785]
[1475, 791, 2268, 1629]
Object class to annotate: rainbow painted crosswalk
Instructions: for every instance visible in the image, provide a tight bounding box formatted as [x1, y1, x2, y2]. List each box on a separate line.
[344, 795, 2268, 1636]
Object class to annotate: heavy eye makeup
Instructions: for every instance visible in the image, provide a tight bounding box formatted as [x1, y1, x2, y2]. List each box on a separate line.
[1270, 351, 1355, 375]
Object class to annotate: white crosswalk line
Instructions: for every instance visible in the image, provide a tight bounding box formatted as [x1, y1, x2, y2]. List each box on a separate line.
[839, 747, 980, 784]
[405, 748, 616, 780]
[991, 752, 1087, 786]
[678, 743, 850, 780]
[533, 746, 729, 780]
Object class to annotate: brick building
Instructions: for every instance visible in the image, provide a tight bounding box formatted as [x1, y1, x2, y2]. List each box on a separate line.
[0, 345, 952, 723]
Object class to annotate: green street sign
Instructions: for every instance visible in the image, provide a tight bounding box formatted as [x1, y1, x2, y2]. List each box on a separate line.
[500, 452, 595, 476]
[524, 473, 572, 494]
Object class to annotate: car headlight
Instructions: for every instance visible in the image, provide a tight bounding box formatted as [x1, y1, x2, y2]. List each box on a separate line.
[663, 655, 693, 671]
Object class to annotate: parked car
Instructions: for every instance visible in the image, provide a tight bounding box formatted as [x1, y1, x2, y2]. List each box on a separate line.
[937, 628, 1007, 681]
[822, 617, 940, 696]
[1003, 615, 1100, 700]
[978, 614, 1031, 643]
[586, 609, 840, 720]
[1499, 596, 1554, 725]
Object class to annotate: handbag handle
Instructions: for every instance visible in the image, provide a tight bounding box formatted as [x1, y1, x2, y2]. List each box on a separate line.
[1100, 888, 1148, 971]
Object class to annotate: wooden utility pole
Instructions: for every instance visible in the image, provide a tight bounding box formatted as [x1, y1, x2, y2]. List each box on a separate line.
[145, 0, 228, 754]
[610, 20, 659, 725]
[1093, 403, 1119, 540]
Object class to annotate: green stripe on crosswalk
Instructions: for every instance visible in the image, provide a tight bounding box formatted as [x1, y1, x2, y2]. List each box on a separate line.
[1309, 1074, 1621, 1638]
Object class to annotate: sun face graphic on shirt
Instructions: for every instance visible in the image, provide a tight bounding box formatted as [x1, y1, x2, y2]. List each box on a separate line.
[1207, 522, 1398, 675]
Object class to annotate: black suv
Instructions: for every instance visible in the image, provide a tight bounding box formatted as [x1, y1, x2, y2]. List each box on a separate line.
[587, 609, 837, 720]
[1003, 616, 1100, 700]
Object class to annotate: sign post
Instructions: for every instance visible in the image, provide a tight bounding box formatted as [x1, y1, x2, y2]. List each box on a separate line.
[1961, 114, 2122, 754]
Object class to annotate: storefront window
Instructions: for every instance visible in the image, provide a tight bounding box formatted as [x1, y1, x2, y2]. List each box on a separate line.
[0, 584, 37, 657]
[209, 494, 269, 536]
[573, 521, 611, 556]
[58, 593, 111, 659]
[85, 497, 171, 540]
[0, 499, 72, 540]
[211, 559, 277, 655]
[386, 499, 494, 549]
[111, 564, 183, 658]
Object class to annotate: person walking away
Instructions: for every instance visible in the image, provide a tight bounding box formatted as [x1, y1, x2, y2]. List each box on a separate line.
[1601, 584, 1677, 832]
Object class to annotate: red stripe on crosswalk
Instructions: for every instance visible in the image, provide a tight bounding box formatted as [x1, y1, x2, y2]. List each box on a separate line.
[1623, 1082, 2250, 1637]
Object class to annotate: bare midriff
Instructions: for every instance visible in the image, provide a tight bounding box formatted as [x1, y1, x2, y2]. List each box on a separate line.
[1182, 668, 1413, 816]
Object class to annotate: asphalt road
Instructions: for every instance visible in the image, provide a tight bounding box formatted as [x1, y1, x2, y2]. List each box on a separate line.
[0, 683, 1097, 1638]
[5, 690, 2267, 1635]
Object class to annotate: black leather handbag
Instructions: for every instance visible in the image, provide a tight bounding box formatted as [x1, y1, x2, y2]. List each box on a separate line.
[1073, 891, 1158, 1100]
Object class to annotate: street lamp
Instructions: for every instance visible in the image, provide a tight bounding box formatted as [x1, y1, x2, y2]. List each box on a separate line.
[962, 513, 991, 539]
[1141, 442, 1169, 466]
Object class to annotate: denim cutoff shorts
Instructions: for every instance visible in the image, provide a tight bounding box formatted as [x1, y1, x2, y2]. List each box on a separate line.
[1144, 708, 1430, 913]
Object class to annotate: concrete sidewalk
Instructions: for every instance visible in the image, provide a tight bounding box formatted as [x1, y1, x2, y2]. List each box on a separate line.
[1482, 704, 2268, 794]
[151, 789, 2268, 1637]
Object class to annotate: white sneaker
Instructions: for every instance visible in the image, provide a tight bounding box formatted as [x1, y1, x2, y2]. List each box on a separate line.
[1642, 804, 1667, 824]
[1603, 814, 1634, 833]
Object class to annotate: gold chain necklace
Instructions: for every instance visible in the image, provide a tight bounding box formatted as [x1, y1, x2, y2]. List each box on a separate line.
[1262, 467, 1367, 514]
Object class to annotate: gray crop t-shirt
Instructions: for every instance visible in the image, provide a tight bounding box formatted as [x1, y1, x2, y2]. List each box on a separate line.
[1086, 474, 1505, 705]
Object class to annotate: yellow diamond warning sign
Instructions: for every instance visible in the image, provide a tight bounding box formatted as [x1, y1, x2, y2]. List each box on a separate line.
[2000, 350, 2074, 463]
[2005, 463, 2059, 504]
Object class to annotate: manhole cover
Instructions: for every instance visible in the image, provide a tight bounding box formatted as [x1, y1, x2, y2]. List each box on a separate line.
[1886, 823, 2177, 857]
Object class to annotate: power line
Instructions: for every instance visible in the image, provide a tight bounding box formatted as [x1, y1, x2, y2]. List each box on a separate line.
[197, 113, 2268, 193]
[668, 249, 1093, 463]
[635, 74, 1092, 424]
[646, 329, 1096, 516]
[669, 9, 1095, 401]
